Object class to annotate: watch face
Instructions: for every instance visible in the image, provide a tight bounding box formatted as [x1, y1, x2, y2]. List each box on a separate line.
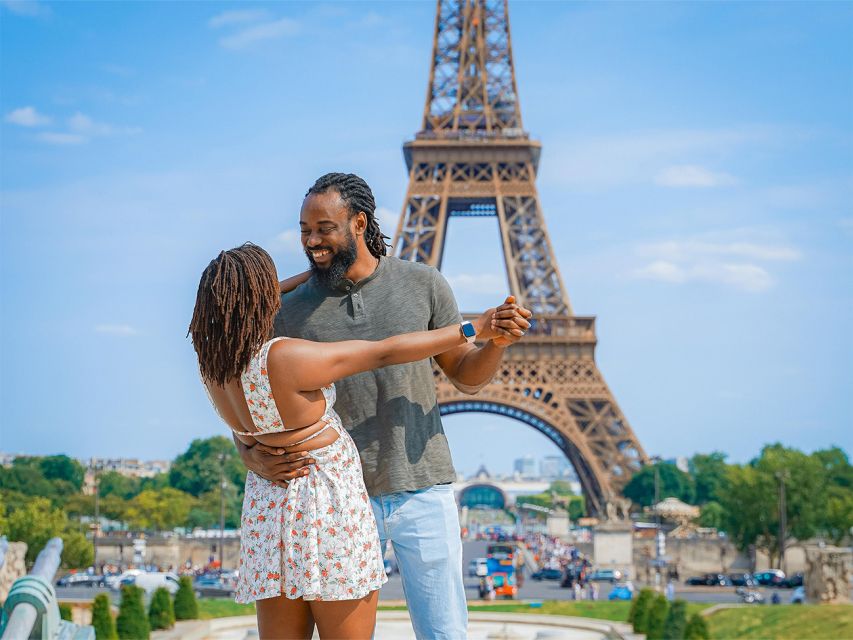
[462, 322, 476, 339]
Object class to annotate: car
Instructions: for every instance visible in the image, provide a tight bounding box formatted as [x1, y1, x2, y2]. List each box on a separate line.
[192, 575, 236, 599]
[106, 570, 142, 591]
[56, 573, 105, 588]
[609, 584, 633, 601]
[790, 586, 805, 604]
[728, 573, 756, 587]
[753, 570, 786, 587]
[780, 572, 803, 588]
[468, 558, 488, 577]
[531, 568, 563, 581]
[124, 572, 180, 595]
[736, 587, 765, 604]
[685, 573, 732, 587]
[588, 569, 623, 583]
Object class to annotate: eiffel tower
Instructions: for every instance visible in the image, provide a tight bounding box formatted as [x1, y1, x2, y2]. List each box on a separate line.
[391, 0, 648, 516]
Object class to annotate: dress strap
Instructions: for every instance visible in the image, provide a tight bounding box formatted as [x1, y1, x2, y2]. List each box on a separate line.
[259, 336, 288, 375]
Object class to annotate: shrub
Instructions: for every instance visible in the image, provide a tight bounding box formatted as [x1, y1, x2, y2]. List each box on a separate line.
[148, 587, 175, 630]
[173, 576, 199, 620]
[664, 599, 688, 640]
[92, 593, 118, 640]
[685, 612, 710, 640]
[116, 585, 150, 640]
[647, 593, 669, 640]
[58, 603, 72, 621]
[631, 588, 655, 632]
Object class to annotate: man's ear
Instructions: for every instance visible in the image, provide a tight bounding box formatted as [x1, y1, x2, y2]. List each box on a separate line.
[353, 211, 368, 235]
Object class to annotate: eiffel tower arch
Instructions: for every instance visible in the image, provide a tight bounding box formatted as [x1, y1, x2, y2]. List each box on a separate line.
[391, 0, 648, 516]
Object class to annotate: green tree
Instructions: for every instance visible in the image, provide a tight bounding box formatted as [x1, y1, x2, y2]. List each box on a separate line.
[147, 587, 175, 630]
[186, 486, 242, 529]
[719, 444, 828, 566]
[116, 585, 150, 640]
[623, 462, 695, 507]
[173, 576, 199, 620]
[62, 528, 95, 568]
[689, 452, 729, 504]
[0, 491, 8, 533]
[98, 472, 142, 500]
[631, 588, 655, 633]
[697, 501, 725, 530]
[59, 603, 73, 621]
[6, 497, 68, 563]
[124, 488, 197, 531]
[0, 463, 59, 501]
[684, 613, 710, 640]
[824, 484, 853, 545]
[663, 599, 688, 640]
[169, 437, 245, 497]
[92, 593, 118, 640]
[646, 594, 669, 640]
[549, 480, 575, 495]
[39, 455, 85, 491]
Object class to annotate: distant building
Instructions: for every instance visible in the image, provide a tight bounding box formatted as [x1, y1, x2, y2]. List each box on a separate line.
[540, 455, 571, 479]
[83, 457, 172, 495]
[665, 456, 689, 474]
[513, 455, 536, 478]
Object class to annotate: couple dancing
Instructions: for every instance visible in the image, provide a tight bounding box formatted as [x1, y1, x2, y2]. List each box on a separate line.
[189, 173, 532, 639]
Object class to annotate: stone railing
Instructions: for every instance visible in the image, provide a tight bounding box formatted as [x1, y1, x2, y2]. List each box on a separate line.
[0, 537, 94, 639]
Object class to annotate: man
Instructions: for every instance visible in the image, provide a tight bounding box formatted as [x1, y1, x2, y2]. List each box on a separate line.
[236, 172, 532, 638]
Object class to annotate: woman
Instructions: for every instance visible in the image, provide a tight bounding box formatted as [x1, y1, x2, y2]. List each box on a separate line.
[188, 243, 512, 639]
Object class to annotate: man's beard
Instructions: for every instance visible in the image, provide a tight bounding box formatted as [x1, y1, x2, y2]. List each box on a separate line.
[307, 231, 358, 290]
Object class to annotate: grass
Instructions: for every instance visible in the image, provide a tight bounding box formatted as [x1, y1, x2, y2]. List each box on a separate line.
[707, 604, 853, 640]
[197, 599, 255, 619]
[196, 597, 853, 640]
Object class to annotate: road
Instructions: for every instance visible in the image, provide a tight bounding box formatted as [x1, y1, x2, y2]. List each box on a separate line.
[56, 540, 797, 606]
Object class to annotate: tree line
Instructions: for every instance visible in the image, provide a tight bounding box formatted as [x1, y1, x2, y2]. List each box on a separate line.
[622, 444, 852, 566]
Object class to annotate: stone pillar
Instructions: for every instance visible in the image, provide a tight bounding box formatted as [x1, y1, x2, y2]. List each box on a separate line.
[0, 541, 28, 603]
[593, 522, 633, 575]
[804, 545, 852, 604]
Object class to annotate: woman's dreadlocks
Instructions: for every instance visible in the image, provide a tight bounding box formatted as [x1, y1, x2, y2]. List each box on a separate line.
[188, 243, 281, 386]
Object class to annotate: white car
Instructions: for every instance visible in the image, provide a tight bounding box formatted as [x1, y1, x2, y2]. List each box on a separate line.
[106, 570, 142, 591]
[468, 558, 488, 577]
[122, 572, 181, 595]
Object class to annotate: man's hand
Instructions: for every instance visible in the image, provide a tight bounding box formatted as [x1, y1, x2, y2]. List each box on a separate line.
[233, 435, 317, 489]
[490, 295, 533, 348]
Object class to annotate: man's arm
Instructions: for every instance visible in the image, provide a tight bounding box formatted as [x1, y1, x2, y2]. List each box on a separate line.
[232, 433, 316, 488]
[434, 295, 532, 394]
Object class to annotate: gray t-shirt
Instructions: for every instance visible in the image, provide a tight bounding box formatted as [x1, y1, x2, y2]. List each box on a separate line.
[274, 256, 462, 496]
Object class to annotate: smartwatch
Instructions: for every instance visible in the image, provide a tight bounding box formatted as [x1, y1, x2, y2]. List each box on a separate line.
[460, 321, 477, 343]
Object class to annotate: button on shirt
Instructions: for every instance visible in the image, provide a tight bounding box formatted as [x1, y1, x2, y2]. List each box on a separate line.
[274, 256, 462, 496]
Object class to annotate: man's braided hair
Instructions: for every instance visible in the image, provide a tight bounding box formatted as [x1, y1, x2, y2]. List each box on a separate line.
[188, 243, 281, 386]
[306, 173, 390, 258]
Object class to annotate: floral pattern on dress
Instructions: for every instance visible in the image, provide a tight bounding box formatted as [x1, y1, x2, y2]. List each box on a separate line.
[234, 339, 387, 603]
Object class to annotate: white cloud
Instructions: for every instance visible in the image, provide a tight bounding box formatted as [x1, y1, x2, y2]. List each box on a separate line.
[219, 18, 300, 50]
[208, 9, 270, 29]
[445, 273, 507, 295]
[655, 164, 738, 188]
[541, 125, 804, 190]
[638, 240, 801, 262]
[375, 206, 400, 235]
[631, 236, 799, 292]
[1, 0, 51, 17]
[95, 324, 138, 336]
[4, 106, 51, 127]
[37, 132, 86, 145]
[270, 229, 303, 255]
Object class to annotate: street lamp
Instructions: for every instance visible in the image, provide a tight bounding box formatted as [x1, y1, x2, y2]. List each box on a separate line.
[775, 470, 790, 573]
[218, 453, 227, 573]
[649, 455, 664, 590]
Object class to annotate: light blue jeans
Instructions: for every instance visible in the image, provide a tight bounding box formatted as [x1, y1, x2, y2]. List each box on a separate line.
[371, 484, 468, 639]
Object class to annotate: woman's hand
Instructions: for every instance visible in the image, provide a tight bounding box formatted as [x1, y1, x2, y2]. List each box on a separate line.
[475, 308, 500, 340]
[279, 270, 312, 294]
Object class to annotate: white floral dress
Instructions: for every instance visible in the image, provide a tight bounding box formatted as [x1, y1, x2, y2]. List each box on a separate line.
[226, 337, 386, 603]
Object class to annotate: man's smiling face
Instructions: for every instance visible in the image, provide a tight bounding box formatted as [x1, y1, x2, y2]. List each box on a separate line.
[300, 190, 359, 288]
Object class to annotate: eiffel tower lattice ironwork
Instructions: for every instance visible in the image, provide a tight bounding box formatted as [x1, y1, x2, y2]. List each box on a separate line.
[391, 0, 648, 515]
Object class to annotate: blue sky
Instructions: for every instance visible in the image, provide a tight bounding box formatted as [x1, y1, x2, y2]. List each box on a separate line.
[1, 1, 851, 477]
